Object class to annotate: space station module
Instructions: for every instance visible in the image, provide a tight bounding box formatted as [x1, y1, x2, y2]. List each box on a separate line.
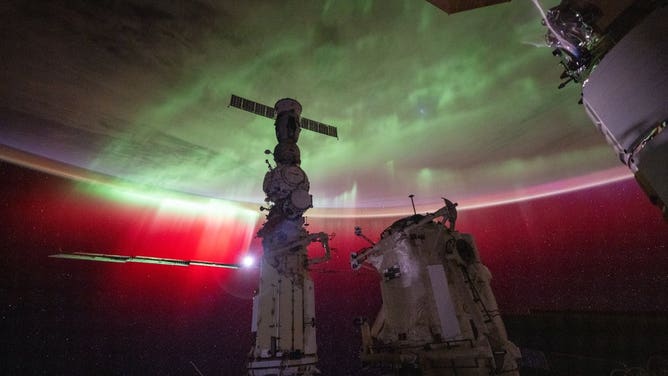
[247, 98, 331, 376]
[351, 204, 520, 375]
[539, 1, 668, 218]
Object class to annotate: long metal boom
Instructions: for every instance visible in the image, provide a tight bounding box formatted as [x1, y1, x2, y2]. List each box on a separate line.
[49, 252, 241, 269]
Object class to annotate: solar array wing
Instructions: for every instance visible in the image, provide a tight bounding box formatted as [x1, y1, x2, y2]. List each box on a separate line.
[230, 94, 338, 139]
[49, 252, 241, 269]
[230, 94, 275, 119]
[301, 117, 338, 139]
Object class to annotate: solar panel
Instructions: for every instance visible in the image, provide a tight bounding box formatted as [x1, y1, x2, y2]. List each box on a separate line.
[230, 94, 274, 120]
[301, 118, 313, 132]
[254, 102, 275, 118]
[230, 94, 242, 108]
[230, 94, 338, 139]
[302, 117, 338, 139]
[242, 98, 255, 112]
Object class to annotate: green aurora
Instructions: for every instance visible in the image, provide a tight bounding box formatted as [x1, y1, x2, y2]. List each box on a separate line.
[0, 0, 625, 212]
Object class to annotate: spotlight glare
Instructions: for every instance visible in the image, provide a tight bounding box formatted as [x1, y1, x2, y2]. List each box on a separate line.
[242, 255, 255, 268]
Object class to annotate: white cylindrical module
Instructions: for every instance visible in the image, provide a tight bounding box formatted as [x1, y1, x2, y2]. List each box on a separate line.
[355, 211, 520, 375]
[249, 97, 322, 376]
[248, 252, 319, 375]
[229, 95, 333, 375]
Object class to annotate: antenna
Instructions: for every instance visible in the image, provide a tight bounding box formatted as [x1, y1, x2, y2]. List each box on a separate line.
[354, 226, 376, 246]
[441, 197, 458, 231]
[229, 94, 338, 139]
[408, 194, 416, 215]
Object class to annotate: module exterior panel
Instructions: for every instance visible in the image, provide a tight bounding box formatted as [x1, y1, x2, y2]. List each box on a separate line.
[426, 0, 510, 14]
[427, 264, 461, 339]
[582, 6, 668, 216]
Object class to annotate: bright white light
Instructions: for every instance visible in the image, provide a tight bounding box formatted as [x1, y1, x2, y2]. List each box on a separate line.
[241, 255, 255, 268]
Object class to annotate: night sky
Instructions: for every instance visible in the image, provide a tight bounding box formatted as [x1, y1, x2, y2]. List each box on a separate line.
[1, 161, 666, 375]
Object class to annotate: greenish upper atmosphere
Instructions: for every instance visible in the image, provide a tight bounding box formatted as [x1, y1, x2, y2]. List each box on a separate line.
[0, 0, 624, 211]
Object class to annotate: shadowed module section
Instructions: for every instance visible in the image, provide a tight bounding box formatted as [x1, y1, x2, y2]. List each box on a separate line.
[426, 0, 511, 14]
